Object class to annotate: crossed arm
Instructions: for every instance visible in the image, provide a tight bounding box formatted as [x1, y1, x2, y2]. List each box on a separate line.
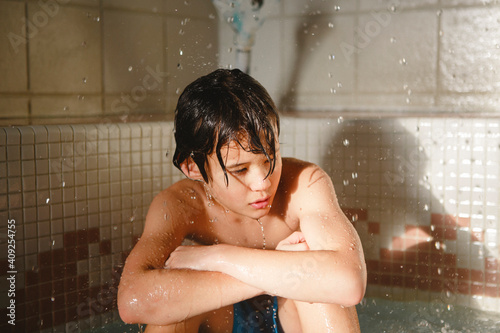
[118, 167, 366, 326]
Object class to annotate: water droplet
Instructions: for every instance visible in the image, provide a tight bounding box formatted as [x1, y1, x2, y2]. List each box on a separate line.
[390, 37, 397, 43]
[328, 54, 335, 61]
[337, 116, 344, 124]
[46, 198, 50, 204]
[351, 214, 358, 222]
[179, 49, 183, 56]
[352, 172, 358, 179]
[343, 139, 350, 146]
[51, 297, 55, 302]
[328, 22, 334, 28]
[82, 77, 87, 83]
[128, 66, 133, 72]
[424, 204, 429, 211]
[343, 179, 350, 186]
[209, 13, 216, 19]
[436, 9, 443, 16]
[334, 5, 341, 11]
[190, 220, 194, 224]
[399, 58, 407, 65]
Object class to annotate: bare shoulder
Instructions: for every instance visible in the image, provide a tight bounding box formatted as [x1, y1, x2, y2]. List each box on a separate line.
[281, 157, 332, 188]
[125, 179, 206, 270]
[280, 158, 338, 214]
[147, 179, 206, 229]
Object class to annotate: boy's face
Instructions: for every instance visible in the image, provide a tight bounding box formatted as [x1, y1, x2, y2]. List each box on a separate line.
[204, 137, 282, 220]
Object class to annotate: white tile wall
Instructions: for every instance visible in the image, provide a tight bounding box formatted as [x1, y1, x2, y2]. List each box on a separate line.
[218, 0, 500, 114]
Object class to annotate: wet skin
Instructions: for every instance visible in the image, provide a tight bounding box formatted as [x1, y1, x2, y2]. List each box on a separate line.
[118, 139, 366, 332]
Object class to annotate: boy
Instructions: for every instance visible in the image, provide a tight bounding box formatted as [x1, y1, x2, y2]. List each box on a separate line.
[117, 69, 366, 332]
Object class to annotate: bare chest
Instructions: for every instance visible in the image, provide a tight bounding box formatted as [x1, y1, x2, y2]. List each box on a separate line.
[187, 212, 300, 250]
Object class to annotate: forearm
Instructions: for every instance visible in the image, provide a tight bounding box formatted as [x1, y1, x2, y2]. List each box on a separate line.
[294, 301, 361, 333]
[118, 267, 263, 325]
[207, 245, 365, 306]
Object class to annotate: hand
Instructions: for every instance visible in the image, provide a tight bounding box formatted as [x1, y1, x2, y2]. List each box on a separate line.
[276, 231, 310, 251]
[164, 245, 220, 271]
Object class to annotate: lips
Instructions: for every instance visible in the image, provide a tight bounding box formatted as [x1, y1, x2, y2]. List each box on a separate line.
[250, 197, 270, 209]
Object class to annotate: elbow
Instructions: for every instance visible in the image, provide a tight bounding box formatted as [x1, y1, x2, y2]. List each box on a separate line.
[344, 278, 366, 307]
[337, 265, 367, 307]
[117, 288, 140, 324]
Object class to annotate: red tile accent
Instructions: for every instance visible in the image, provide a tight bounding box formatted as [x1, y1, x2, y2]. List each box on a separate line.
[76, 245, 88, 261]
[366, 260, 379, 272]
[471, 283, 484, 296]
[380, 248, 391, 260]
[392, 275, 404, 287]
[431, 213, 445, 226]
[443, 267, 456, 280]
[64, 231, 76, 247]
[405, 251, 418, 263]
[392, 262, 405, 275]
[367, 272, 379, 284]
[100, 239, 112, 255]
[431, 252, 443, 265]
[404, 276, 418, 289]
[417, 277, 431, 290]
[457, 216, 470, 228]
[77, 229, 88, 245]
[392, 237, 405, 250]
[368, 222, 380, 234]
[485, 271, 499, 284]
[88, 228, 100, 243]
[380, 261, 392, 273]
[417, 264, 430, 277]
[457, 268, 470, 281]
[443, 253, 457, 267]
[430, 279, 443, 292]
[486, 257, 499, 271]
[431, 227, 444, 239]
[485, 285, 499, 298]
[380, 274, 391, 286]
[471, 269, 484, 282]
[457, 280, 470, 294]
[404, 263, 417, 275]
[417, 241, 432, 252]
[405, 238, 420, 250]
[39, 251, 52, 266]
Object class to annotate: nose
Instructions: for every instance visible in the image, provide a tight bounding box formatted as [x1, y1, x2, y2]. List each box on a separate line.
[249, 168, 271, 192]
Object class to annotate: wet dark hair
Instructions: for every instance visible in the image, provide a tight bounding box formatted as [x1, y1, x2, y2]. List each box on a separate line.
[173, 68, 280, 184]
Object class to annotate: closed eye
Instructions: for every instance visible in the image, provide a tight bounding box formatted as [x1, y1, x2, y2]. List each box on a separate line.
[232, 168, 247, 174]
